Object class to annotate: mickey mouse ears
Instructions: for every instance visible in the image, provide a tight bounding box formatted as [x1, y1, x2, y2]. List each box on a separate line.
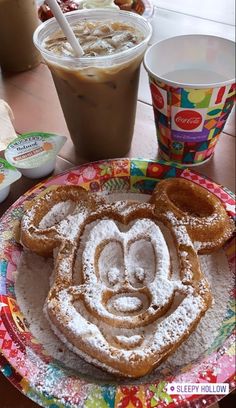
[20, 185, 103, 256]
[150, 178, 234, 253]
[20, 178, 234, 257]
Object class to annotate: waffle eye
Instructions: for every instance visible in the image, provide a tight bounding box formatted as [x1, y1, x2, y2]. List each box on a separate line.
[97, 241, 125, 287]
[127, 239, 155, 287]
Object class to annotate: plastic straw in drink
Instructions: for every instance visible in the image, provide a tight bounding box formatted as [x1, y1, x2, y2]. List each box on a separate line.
[46, 0, 84, 57]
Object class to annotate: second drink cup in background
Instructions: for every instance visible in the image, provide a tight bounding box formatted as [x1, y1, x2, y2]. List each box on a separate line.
[0, 0, 41, 72]
[34, 9, 152, 160]
[144, 35, 235, 166]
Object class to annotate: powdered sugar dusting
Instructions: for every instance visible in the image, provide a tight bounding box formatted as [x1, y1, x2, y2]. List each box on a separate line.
[14, 192, 233, 383]
[15, 246, 232, 383]
[107, 267, 120, 285]
[110, 295, 143, 313]
[116, 335, 142, 347]
[15, 253, 232, 381]
[160, 250, 233, 371]
[39, 201, 76, 229]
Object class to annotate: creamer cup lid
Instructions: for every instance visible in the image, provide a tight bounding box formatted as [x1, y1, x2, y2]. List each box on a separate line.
[5, 132, 66, 170]
[0, 158, 21, 190]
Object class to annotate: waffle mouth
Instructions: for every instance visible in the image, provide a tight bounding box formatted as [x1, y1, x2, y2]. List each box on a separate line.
[105, 292, 149, 315]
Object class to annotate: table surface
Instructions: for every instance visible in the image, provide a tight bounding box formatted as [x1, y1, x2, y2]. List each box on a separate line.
[0, 1, 235, 407]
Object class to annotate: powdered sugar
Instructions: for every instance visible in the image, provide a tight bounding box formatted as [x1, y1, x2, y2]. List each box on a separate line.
[160, 250, 233, 371]
[15, 246, 232, 383]
[165, 209, 222, 227]
[173, 225, 194, 248]
[134, 267, 145, 282]
[116, 335, 143, 347]
[109, 294, 143, 313]
[14, 192, 233, 382]
[107, 267, 120, 285]
[56, 211, 88, 241]
[38, 201, 76, 229]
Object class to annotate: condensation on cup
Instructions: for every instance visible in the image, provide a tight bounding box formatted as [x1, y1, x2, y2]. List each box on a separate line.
[33, 9, 152, 160]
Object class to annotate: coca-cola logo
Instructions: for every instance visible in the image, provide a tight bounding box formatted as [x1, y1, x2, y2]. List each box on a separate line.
[174, 110, 202, 130]
[150, 84, 164, 110]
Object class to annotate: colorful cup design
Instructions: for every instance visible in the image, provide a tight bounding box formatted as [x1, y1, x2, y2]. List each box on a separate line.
[149, 79, 235, 165]
[144, 35, 235, 165]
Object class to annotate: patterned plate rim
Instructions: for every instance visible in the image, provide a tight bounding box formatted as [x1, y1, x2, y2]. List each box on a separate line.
[0, 158, 235, 408]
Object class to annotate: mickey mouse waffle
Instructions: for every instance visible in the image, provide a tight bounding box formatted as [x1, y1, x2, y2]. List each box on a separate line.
[20, 179, 234, 378]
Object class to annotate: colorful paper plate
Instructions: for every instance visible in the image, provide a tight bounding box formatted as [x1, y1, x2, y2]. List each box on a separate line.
[0, 159, 235, 407]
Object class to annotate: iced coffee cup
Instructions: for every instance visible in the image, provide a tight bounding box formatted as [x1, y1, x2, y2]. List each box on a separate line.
[33, 9, 152, 160]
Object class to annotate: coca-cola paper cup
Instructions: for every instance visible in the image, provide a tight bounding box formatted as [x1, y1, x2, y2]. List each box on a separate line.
[144, 35, 235, 165]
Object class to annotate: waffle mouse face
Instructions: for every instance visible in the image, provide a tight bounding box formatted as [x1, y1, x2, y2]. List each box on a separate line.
[75, 218, 175, 328]
[20, 181, 234, 377]
[46, 216, 211, 378]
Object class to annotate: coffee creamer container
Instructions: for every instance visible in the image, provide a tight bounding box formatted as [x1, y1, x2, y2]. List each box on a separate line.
[0, 0, 41, 72]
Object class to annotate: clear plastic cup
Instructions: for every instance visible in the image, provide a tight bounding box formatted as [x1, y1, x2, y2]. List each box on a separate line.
[34, 9, 152, 160]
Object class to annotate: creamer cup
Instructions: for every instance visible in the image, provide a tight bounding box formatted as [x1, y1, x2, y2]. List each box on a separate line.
[0, 158, 21, 203]
[0, 99, 18, 151]
[5, 132, 66, 179]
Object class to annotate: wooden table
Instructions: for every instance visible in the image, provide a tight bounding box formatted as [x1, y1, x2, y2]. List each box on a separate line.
[0, 2, 235, 407]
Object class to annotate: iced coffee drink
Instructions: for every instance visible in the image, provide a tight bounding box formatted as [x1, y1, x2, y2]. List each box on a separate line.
[0, 0, 41, 72]
[34, 9, 152, 160]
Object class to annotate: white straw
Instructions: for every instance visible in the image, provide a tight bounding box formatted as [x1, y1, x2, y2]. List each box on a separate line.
[46, 0, 84, 57]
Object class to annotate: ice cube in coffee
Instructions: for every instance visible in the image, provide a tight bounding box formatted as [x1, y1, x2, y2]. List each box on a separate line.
[34, 10, 152, 160]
